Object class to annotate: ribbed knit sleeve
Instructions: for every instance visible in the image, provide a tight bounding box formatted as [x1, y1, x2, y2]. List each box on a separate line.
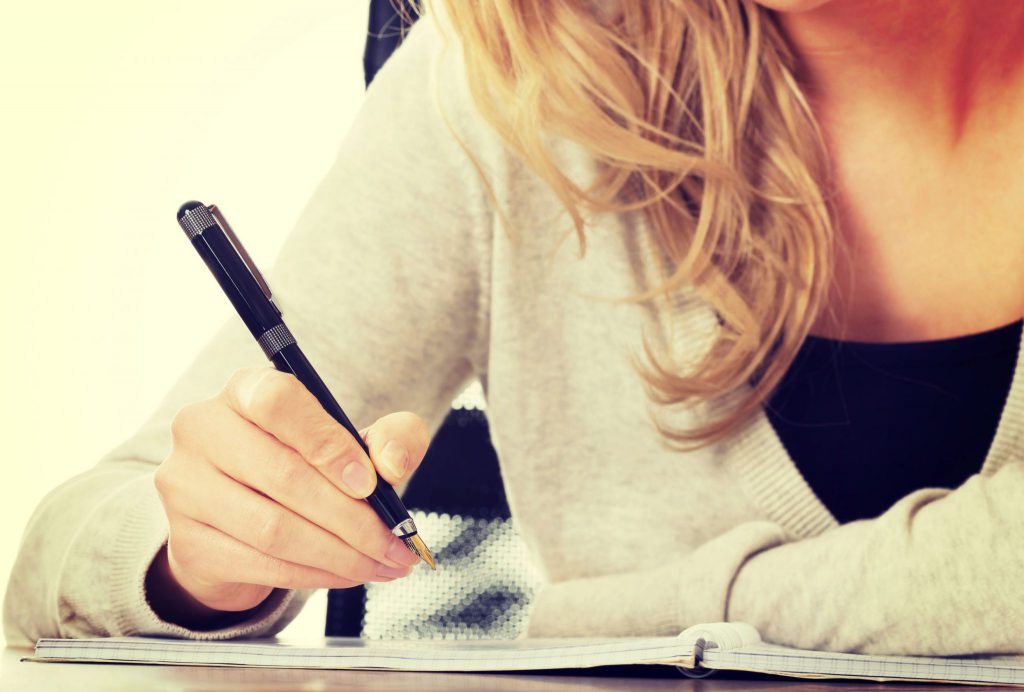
[726, 457, 1024, 655]
[2, 14, 493, 647]
[526, 395, 1024, 656]
[723, 358, 1024, 656]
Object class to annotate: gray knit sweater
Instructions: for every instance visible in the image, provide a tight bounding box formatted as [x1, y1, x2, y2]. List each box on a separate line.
[5, 12, 1023, 655]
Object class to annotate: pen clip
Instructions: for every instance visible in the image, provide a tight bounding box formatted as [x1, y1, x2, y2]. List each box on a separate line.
[208, 205, 281, 316]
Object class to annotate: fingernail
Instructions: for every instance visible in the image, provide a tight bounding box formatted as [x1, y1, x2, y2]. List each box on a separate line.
[340, 462, 375, 497]
[386, 539, 420, 566]
[381, 440, 408, 479]
[376, 563, 412, 579]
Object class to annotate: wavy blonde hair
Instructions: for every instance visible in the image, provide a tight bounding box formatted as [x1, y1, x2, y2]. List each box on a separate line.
[419, 0, 836, 450]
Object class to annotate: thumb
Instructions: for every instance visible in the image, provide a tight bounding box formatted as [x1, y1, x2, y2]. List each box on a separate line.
[359, 411, 431, 487]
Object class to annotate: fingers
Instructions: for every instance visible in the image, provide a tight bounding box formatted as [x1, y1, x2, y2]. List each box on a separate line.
[360, 411, 431, 487]
[167, 517, 364, 611]
[162, 456, 415, 585]
[190, 400, 420, 568]
[156, 369, 430, 616]
[220, 367, 377, 499]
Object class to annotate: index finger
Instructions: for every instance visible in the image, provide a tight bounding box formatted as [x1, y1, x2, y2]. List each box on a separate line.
[220, 366, 378, 499]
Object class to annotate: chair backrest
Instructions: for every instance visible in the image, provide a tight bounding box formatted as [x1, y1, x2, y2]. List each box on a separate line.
[325, 1, 539, 638]
[362, 0, 417, 87]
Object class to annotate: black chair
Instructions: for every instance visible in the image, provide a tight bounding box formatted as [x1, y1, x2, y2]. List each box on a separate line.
[325, 1, 537, 639]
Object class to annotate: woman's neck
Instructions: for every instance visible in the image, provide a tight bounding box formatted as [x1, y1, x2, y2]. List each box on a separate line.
[770, 0, 1024, 343]
[775, 0, 1024, 145]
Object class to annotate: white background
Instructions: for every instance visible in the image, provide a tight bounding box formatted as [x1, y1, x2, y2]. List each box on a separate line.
[0, 0, 377, 645]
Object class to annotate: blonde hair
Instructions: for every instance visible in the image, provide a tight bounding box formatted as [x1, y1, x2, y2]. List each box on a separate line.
[423, 0, 836, 450]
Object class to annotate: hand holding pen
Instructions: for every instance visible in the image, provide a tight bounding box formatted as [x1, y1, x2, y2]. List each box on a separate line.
[146, 201, 434, 623]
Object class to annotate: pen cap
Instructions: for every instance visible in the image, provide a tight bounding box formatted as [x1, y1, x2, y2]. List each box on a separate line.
[176, 201, 282, 338]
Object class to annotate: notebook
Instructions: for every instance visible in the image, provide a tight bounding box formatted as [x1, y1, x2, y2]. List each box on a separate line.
[28, 622, 1024, 686]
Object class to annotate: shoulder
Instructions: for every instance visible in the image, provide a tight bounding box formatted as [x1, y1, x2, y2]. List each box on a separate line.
[359, 8, 618, 251]
[359, 11, 500, 168]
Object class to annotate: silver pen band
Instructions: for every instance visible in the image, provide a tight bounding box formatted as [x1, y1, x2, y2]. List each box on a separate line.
[256, 324, 296, 359]
[392, 517, 417, 538]
[178, 205, 217, 239]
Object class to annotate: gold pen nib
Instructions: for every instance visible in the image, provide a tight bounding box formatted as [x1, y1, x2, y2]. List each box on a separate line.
[403, 534, 437, 571]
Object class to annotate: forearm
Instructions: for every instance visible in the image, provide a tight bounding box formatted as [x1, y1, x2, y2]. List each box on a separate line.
[728, 463, 1024, 656]
[524, 521, 785, 638]
[3, 465, 148, 645]
[525, 463, 1024, 656]
[2, 463, 306, 646]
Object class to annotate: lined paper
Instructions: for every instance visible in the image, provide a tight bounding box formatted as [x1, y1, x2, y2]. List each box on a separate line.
[32, 636, 697, 672]
[31, 630, 1024, 685]
[704, 643, 1024, 686]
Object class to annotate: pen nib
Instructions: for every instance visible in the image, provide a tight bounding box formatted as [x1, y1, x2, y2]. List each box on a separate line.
[403, 534, 437, 571]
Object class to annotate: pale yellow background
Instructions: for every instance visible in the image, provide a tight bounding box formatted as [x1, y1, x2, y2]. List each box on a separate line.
[0, 0, 378, 645]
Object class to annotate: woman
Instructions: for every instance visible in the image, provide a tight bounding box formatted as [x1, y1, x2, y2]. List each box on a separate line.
[5, 0, 1023, 654]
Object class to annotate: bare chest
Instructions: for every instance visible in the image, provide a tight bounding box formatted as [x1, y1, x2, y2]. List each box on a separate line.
[811, 142, 1024, 341]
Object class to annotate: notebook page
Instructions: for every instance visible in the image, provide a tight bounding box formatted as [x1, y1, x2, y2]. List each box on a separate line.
[703, 642, 1024, 686]
[31, 636, 697, 672]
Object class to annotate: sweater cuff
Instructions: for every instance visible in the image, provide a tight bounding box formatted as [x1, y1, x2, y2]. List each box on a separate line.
[59, 472, 305, 639]
[524, 521, 785, 637]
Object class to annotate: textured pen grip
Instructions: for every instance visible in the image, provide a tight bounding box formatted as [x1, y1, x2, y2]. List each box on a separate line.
[257, 324, 296, 359]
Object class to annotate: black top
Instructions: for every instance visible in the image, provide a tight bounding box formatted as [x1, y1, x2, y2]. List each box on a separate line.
[765, 319, 1022, 524]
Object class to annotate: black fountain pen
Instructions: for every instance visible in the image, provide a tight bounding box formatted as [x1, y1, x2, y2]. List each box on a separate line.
[176, 201, 436, 570]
